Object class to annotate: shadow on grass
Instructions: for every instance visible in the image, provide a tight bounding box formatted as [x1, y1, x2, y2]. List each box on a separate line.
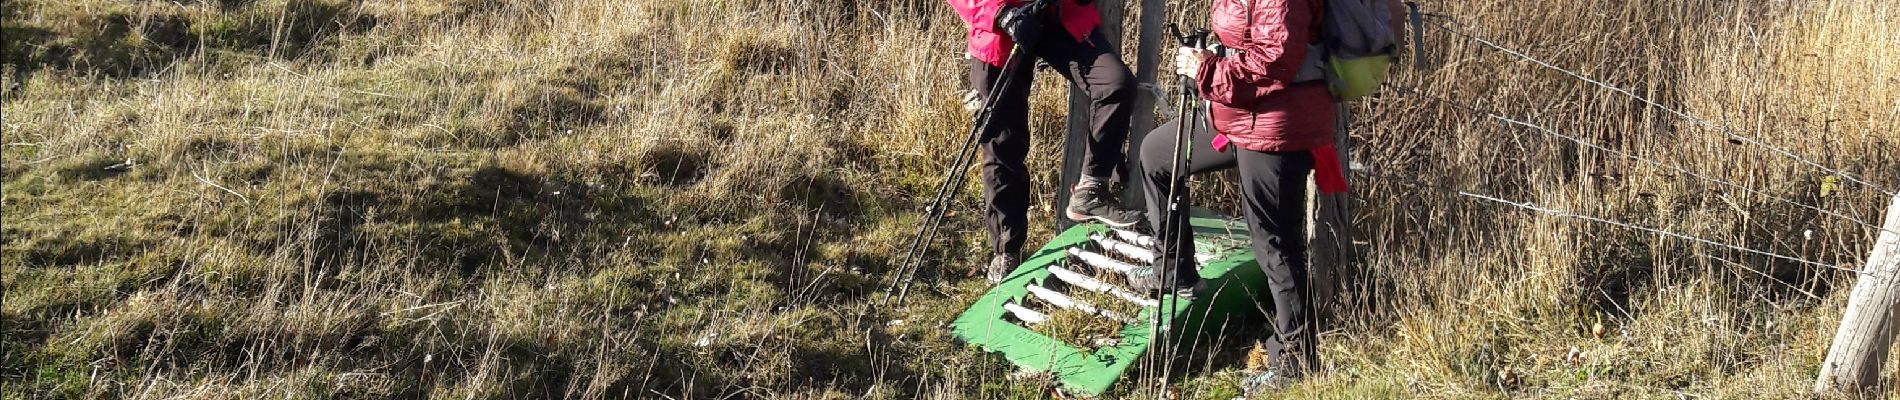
[314, 162, 650, 278]
[2, 0, 379, 82]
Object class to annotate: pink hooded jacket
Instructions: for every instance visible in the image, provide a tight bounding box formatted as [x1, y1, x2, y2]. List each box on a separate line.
[949, 0, 1102, 67]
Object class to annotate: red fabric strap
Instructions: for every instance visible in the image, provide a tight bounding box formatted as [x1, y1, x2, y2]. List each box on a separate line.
[1312, 144, 1348, 193]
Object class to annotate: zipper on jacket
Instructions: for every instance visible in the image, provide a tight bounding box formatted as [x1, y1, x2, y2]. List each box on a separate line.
[1244, 0, 1258, 140]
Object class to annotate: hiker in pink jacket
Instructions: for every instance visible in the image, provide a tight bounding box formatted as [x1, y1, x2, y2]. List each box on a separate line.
[949, 0, 1143, 282]
[1136, 0, 1336, 391]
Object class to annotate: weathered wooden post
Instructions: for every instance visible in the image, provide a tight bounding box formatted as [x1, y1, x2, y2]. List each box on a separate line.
[1307, 0, 1409, 327]
[1815, 192, 1900, 396]
[1123, 0, 1165, 210]
[1307, 104, 1355, 324]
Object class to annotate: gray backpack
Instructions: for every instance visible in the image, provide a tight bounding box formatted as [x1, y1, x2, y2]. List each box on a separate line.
[1293, 0, 1402, 99]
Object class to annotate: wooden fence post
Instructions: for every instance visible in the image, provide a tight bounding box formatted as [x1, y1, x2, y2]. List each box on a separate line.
[1308, 103, 1356, 324]
[1122, 0, 1165, 210]
[1816, 192, 1900, 396]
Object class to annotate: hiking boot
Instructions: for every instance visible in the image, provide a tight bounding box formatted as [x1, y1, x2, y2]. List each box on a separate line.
[986, 253, 1021, 283]
[1238, 366, 1297, 395]
[1125, 266, 1202, 299]
[1065, 185, 1143, 228]
[1239, 354, 1310, 395]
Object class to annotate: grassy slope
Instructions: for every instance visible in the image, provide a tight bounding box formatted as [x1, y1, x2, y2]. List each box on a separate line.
[2, 0, 1896, 398]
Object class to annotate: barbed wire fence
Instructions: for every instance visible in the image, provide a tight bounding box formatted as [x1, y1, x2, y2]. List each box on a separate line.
[1414, 14, 1898, 198]
[1365, 9, 1900, 395]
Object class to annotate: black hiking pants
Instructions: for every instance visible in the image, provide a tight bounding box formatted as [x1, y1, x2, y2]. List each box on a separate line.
[969, 26, 1135, 257]
[1138, 118, 1320, 373]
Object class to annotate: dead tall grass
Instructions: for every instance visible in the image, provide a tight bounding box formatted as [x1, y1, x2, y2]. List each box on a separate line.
[1, 0, 1895, 398]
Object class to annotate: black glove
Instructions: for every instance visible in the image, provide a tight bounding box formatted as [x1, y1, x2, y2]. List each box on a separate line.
[994, 2, 1049, 49]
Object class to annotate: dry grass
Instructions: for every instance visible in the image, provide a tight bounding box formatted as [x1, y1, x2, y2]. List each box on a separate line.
[1, 0, 1895, 398]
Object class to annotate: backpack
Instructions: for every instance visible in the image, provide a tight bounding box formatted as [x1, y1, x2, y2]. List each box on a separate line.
[1294, 0, 1404, 100]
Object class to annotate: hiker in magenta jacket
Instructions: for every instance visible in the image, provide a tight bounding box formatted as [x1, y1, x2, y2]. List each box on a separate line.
[1137, 0, 1339, 390]
[948, 0, 1144, 282]
[950, 0, 1101, 67]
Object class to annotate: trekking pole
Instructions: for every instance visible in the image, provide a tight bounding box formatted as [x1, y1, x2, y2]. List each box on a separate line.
[881, 45, 1035, 307]
[883, 0, 1060, 307]
[1154, 23, 1209, 398]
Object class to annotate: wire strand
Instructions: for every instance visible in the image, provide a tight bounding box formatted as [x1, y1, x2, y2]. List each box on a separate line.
[1417, 16, 1897, 197]
[1352, 169, 1893, 287]
[1390, 85, 1900, 238]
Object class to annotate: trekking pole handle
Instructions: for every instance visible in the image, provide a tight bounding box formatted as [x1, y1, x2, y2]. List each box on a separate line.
[1167, 23, 1213, 90]
[1024, 0, 1058, 16]
[1165, 23, 1212, 49]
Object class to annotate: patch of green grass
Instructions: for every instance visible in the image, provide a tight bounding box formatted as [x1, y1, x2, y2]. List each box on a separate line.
[29, 361, 90, 399]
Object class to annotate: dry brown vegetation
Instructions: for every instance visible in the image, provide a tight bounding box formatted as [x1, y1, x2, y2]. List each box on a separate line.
[2, 0, 1896, 398]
